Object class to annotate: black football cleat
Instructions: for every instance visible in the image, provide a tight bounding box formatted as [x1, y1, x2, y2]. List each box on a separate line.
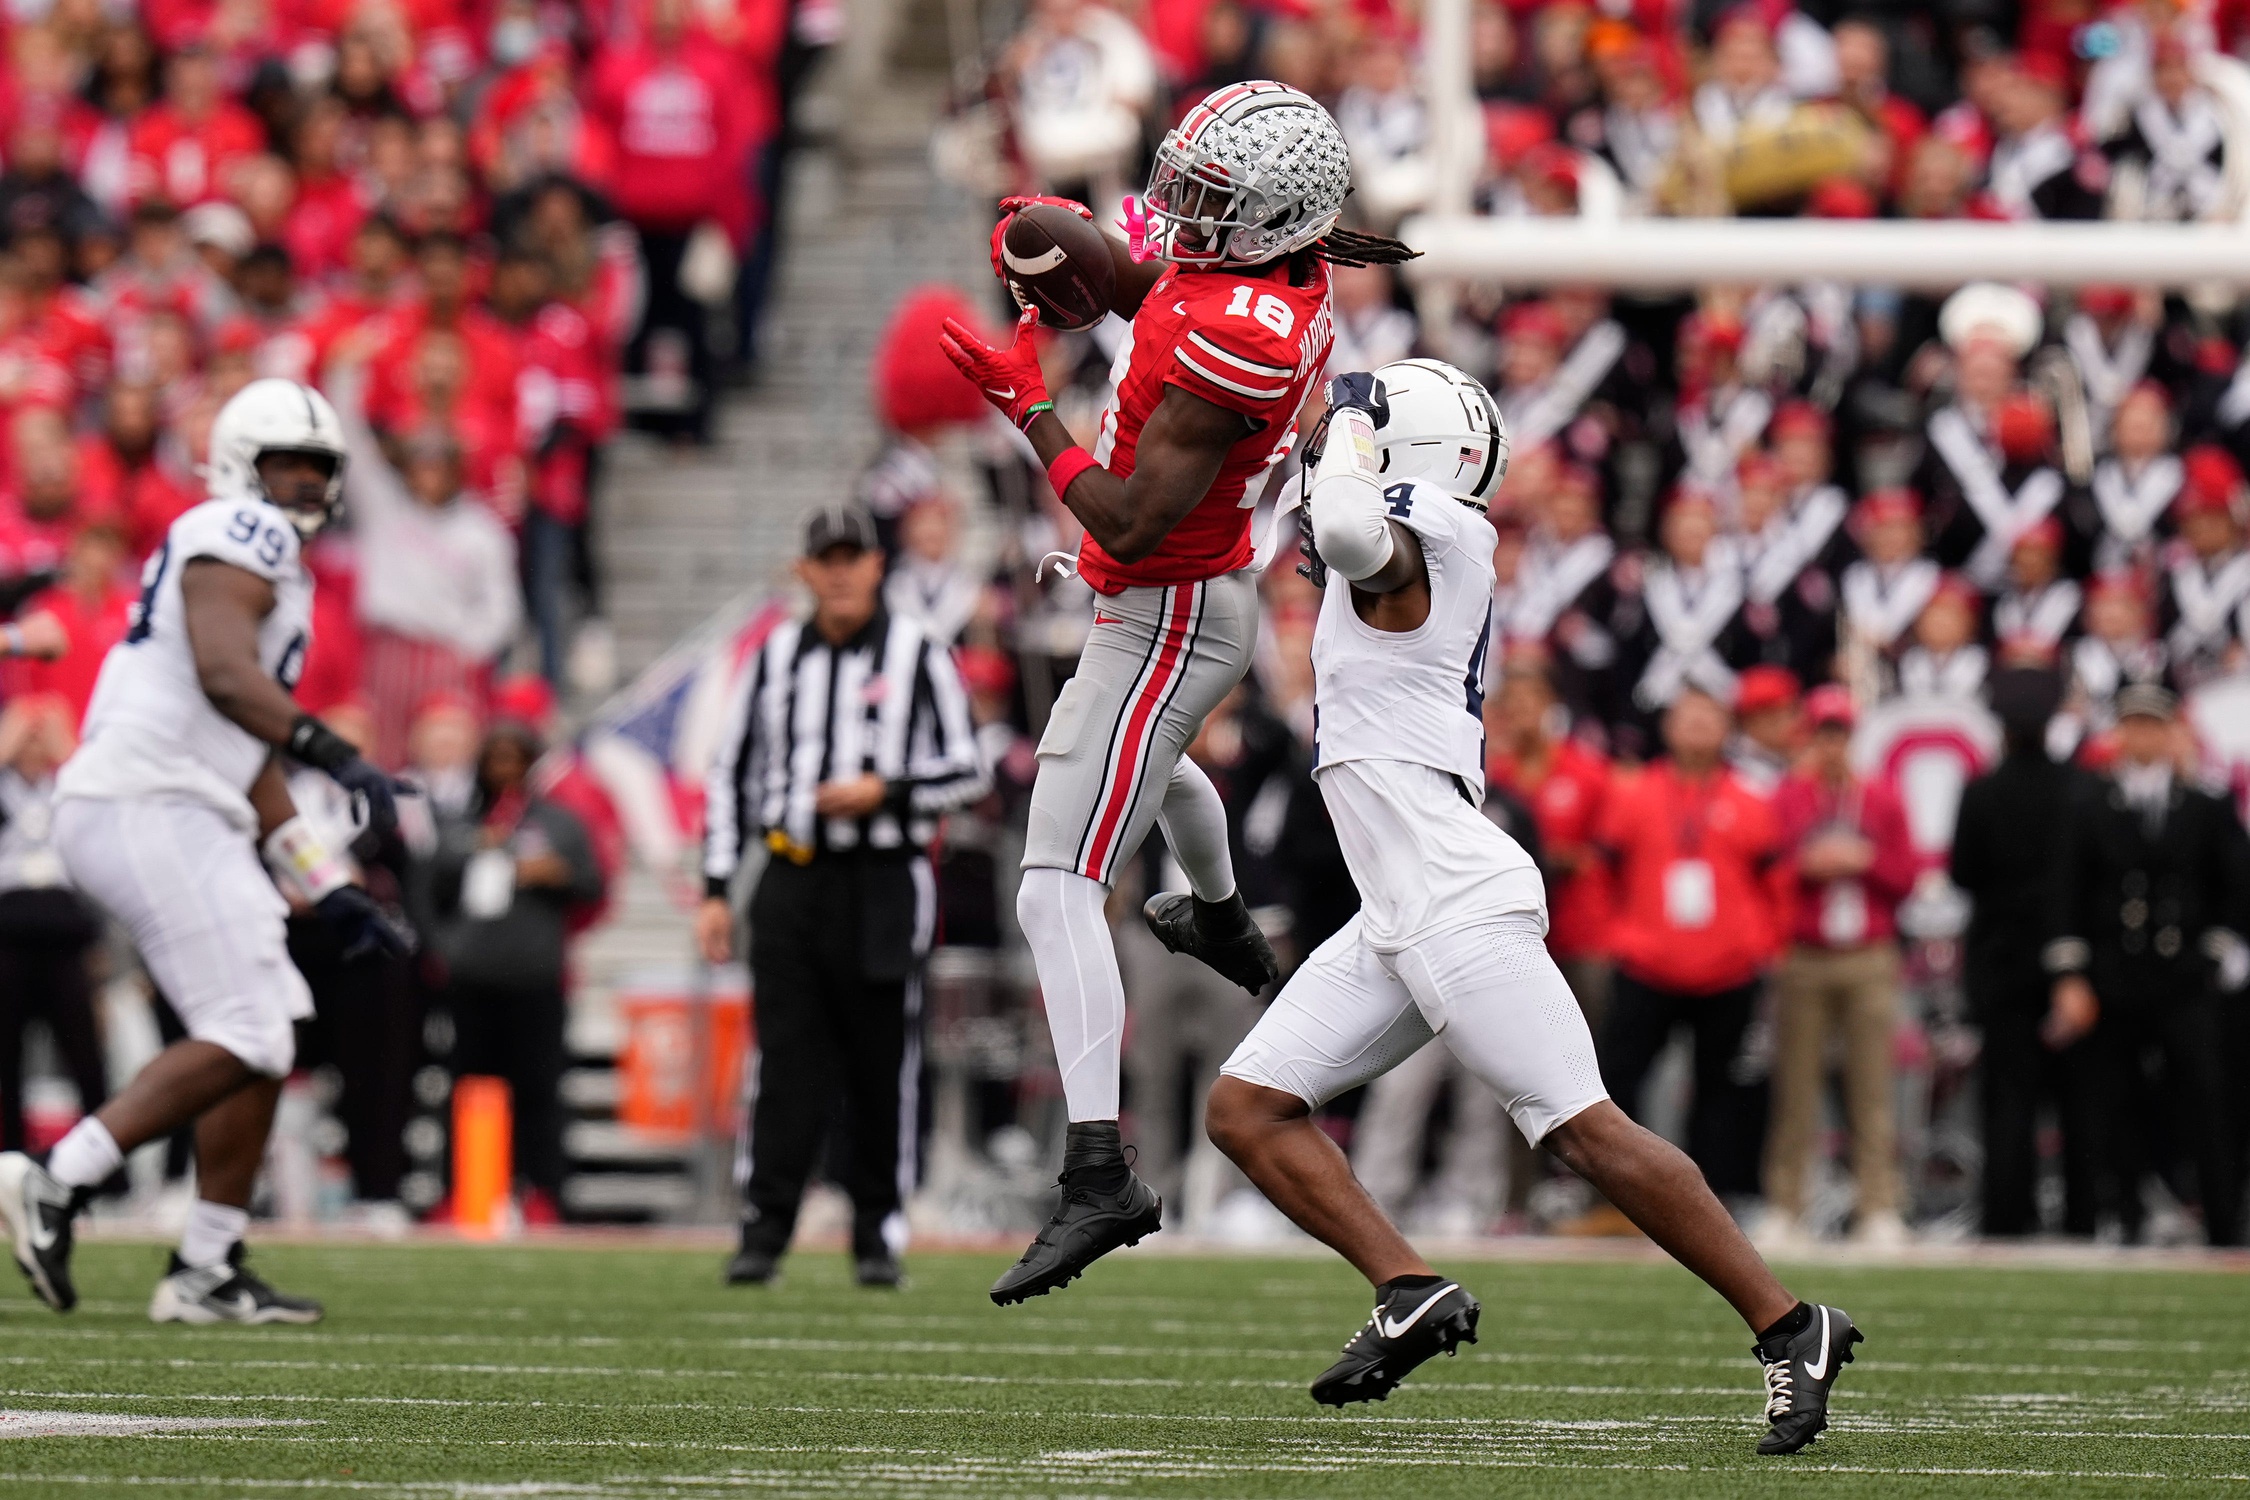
[0, 1151, 80, 1312]
[1755, 1304, 1863, 1454]
[1311, 1279, 1480, 1406]
[149, 1243, 323, 1325]
[855, 1252, 906, 1288]
[989, 1166, 1161, 1305]
[725, 1241, 781, 1286]
[1143, 890, 1280, 995]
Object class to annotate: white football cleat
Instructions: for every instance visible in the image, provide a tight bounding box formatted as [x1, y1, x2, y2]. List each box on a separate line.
[150, 1244, 322, 1325]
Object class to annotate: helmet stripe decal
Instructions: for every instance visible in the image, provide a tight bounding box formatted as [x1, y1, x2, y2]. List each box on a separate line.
[1471, 386, 1505, 498]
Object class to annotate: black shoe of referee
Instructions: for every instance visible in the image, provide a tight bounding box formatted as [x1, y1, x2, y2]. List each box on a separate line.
[990, 1123, 1160, 1306]
[1310, 1277, 1480, 1406]
[1143, 890, 1280, 995]
[1754, 1303, 1862, 1454]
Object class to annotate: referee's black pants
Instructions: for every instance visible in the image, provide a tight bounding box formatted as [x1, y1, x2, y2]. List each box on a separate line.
[1597, 972, 1768, 1199]
[739, 852, 926, 1260]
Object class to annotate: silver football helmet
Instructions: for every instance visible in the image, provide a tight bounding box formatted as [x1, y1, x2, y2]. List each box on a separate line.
[1368, 358, 1510, 510]
[1144, 81, 1350, 268]
[205, 378, 349, 539]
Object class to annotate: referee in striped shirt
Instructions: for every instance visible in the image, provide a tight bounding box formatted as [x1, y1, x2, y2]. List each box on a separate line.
[696, 504, 987, 1288]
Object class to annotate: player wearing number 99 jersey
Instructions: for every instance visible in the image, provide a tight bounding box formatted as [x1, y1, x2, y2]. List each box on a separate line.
[65, 496, 316, 820]
[0, 380, 413, 1328]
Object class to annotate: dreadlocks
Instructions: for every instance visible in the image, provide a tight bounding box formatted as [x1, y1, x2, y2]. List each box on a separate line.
[1313, 226, 1421, 268]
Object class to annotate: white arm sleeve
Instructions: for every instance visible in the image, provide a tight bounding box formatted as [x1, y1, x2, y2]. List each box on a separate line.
[1307, 407, 1395, 582]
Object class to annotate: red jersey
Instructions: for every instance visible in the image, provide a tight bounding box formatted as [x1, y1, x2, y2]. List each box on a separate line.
[127, 102, 267, 206]
[1597, 761, 1783, 995]
[26, 288, 111, 404]
[509, 301, 610, 526]
[1080, 256, 1333, 595]
[585, 37, 753, 236]
[1488, 736, 1614, 962]
[283, 173, 370, 283]
[363, 303, 521, 437]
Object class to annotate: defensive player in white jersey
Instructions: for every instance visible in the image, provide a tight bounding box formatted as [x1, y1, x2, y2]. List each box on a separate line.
[0, 379, 412, 1324]
[1204, 362, 1864, 1455]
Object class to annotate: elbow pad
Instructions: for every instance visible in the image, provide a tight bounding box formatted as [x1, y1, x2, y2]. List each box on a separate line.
[1307, 408, 1395, 582]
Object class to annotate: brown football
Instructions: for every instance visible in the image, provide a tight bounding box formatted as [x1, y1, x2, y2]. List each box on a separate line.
[1000, 204, 1116, 333]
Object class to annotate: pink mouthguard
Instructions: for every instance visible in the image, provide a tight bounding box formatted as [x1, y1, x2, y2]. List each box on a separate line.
[1120, 197, 1152, 263]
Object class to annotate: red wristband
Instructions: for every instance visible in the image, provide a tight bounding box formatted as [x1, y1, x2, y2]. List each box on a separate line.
[1046, 447, 1100, 499]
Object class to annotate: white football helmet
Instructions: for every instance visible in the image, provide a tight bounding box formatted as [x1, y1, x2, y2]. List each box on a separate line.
[205, 378, 349, 538]
[1144, 81, 1350, 268]
[1368, 358, 1510, 510]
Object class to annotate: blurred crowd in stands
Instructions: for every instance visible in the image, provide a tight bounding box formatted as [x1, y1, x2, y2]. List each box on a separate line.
[874, 0, 2250, 1247]
[0, 0, 827, 1222]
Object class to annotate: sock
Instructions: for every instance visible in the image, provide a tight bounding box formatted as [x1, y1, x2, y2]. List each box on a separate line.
[1758, 1302, 1813, 1344]
[1378, 1273, 1446, 1298]
[1061, 1121, 1129, 1192]
[46, 1117, 122, 1190]
[1017, 867, 1126, 1122]
[1157, 757, 1235, 903]
[179, 1200, 249, 1271]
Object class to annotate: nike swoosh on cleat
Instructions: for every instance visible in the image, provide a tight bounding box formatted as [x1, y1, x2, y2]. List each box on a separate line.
[1803, 1308, 1833, 1382]
[1376, 1284, 1459, 1340]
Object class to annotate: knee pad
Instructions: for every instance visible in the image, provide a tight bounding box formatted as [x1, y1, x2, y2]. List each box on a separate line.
[1017, 865, 1102, 937]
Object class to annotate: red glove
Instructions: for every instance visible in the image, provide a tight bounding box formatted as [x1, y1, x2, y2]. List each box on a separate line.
[938, 309, 1053, 430]
[989, 195, 1095, 279]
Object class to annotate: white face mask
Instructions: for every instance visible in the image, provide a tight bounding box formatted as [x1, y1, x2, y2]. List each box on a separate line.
[490, 16, 541, 67]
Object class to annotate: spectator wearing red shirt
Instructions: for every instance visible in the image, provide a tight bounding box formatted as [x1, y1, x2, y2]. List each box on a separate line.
[80, 382, 197, 564]
[587, 0, 753, 442]
[1594, 686, 1782, 1199]
[279, 98, 369, 283]
[216, 243, 319, 383]
[0, 408, 103, 583]
[1829, 17, 1924, 199]
[1759, 687, 1919, 1251]
[363, 231, 520, 439]
[516, 178, 642, 368]
[93, 199, 235, 368]
[296, 213, 411, 377]
[126, 42, 268, 208]
[1487, 660, 1614, 1023]
[5, 524, 134, 726]
[16, 221, 112, 409]
[491, 246, 608, 683]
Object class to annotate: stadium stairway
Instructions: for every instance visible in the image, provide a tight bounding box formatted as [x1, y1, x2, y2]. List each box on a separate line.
[554, 65, 994, 1222]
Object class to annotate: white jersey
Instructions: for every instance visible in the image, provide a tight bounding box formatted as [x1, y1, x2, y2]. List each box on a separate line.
[1309, 476, 1543, 950]
[57, 497, 313, 833]
[1311, 476, 1498, 793]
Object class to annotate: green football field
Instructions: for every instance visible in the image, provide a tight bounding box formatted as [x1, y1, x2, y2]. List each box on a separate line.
[0, 1241, 2243, 1498]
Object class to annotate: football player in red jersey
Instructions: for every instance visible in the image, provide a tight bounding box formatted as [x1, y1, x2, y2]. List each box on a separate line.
[942, 80, 1419, 1305]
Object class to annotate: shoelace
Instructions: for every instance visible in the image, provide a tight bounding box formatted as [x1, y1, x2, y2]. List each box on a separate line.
[1017, 1156, 1139, 1260]
[1762, 1358, 1796, 1419]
